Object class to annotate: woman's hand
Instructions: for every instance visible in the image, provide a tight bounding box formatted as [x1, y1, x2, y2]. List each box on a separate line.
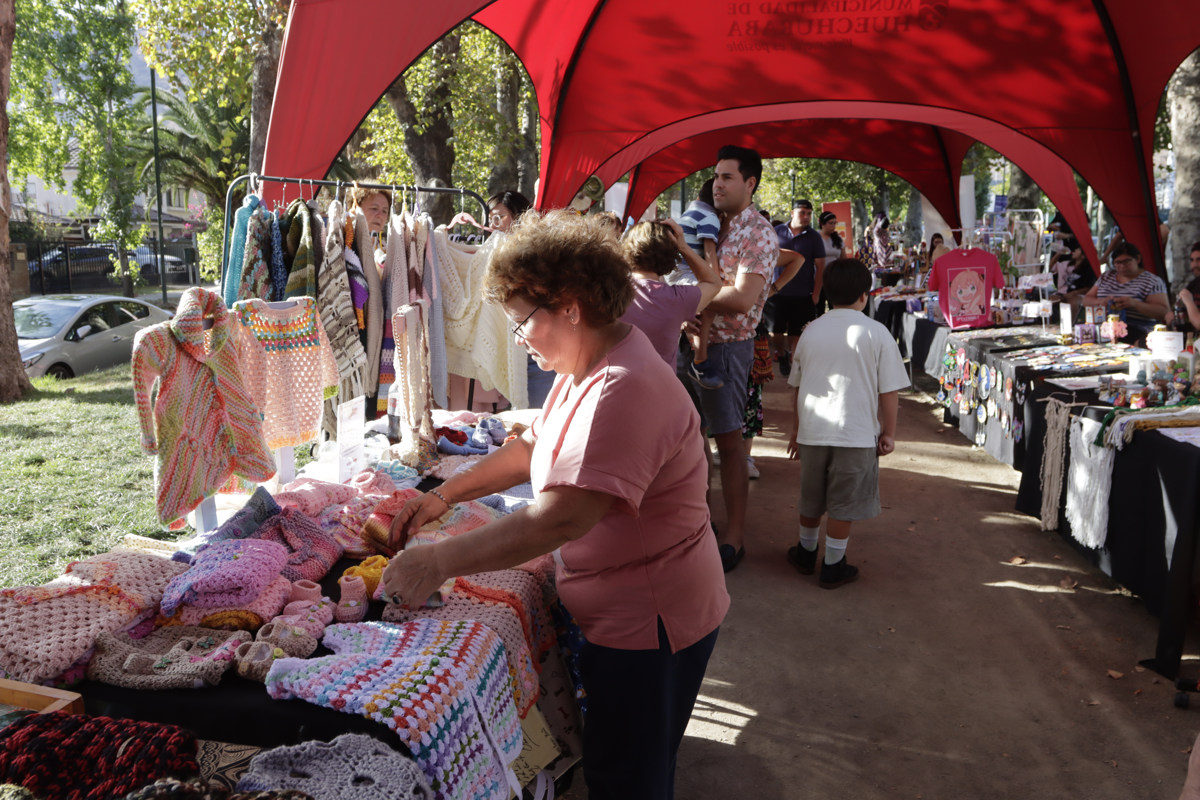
[387, 491, 449, 552]
[661, 217, 688, 251]
[380, 545, 446, 608]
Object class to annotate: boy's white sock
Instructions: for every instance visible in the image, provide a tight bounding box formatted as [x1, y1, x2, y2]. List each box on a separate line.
[824, 536, 848, 565]
[798, 524, 820, 552]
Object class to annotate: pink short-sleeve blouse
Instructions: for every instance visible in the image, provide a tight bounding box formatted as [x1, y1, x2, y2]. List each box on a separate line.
[529, 326, 729, 651]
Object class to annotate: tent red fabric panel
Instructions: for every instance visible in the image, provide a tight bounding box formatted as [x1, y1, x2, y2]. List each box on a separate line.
[262, 0, 1200, 273]
[614, 119, 974, 229]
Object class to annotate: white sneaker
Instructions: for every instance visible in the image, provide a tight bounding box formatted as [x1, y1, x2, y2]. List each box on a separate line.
[711, 449, 721, 467]
[746, 457, 760, 480]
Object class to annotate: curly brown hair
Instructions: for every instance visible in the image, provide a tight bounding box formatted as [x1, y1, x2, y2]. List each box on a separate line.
[485, 210, 634, 326]
[622, 221, 679, 277]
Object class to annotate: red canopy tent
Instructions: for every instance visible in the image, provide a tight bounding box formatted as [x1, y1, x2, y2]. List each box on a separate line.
[262, 0, 1200, 274]
[615, 118, 975, 227]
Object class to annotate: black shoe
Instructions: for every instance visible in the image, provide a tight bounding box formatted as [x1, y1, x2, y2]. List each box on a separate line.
[819, 557, 859, 589]
[719, 543, 745, 573]
[776, 351, 791, 377]
[786, 545, 817, 575]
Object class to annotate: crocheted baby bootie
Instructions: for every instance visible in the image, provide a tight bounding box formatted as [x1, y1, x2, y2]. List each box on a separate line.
[256, 621, 318, 658]
[289, 579, 322, 605]
[343, 555, 388, 598]
[469, 422, 493, 450]
[482, 416, 508, 444]
[336, 575, 368, 623]
[235, 640, 284, 682]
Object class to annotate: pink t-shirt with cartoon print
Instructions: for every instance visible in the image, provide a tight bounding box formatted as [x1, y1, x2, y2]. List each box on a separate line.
[529, 326, 729, 651]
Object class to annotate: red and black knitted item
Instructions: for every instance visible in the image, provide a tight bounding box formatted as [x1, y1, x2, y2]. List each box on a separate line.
[0, 712, 198, 800]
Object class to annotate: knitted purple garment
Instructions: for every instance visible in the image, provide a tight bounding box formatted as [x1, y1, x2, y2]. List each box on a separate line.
[160, 539, 288, 616]
[172, 486, 282, 564]
[253, 507, 344, 583]
[265, 620, 522, 800]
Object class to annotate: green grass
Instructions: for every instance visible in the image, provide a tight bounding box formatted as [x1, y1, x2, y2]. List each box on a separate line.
[0, 365, 171, 586]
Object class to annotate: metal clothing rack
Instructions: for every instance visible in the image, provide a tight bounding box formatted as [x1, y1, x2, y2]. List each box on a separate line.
[220, 173, 490, 275]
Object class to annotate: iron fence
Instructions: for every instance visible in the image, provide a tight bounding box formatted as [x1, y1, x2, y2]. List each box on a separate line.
[20, 240, 200, 295]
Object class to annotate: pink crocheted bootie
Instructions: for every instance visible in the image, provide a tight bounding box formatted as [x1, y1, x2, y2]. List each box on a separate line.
[336, 575, 368, 623]
[289, 579, 322, 605]
[235, 640, 283, 682]
[256, 621, 318, 658]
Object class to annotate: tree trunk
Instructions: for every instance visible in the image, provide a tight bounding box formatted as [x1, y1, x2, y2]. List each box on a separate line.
[0, 0, 31, 402]
[851, 197, 869, 255]
[1007, 163, 1042, 213]
[488, 53, 521, 197]
[248, 20, 281, 176]
[517, 84, 539, 202]
[903, 185, 922, 249]
[1168, 48, 1200, 287]
[383, 33, 460, 226]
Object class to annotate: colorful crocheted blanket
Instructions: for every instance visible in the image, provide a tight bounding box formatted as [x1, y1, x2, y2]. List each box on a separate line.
[265, 620, 522, 800]
[0, 551, 189, 684]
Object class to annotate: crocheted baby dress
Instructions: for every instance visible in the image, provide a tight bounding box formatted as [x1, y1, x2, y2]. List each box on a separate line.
[0, 712, 198, 800]
[88, 626, 250, 690]
[236, 733, 433, 799]
[253, 507, 344, 583]
[132, 287, 277, 524]
[265, 620, 522, 800]
[172, 486, 282, 564]
[0, 551, 190, 684]
[160, 539, 288, 616]
[232, 298, 339, 450]
[160, 576, 291, 632]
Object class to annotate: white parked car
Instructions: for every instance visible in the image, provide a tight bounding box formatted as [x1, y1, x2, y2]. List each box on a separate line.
[15, 294, 173, 379]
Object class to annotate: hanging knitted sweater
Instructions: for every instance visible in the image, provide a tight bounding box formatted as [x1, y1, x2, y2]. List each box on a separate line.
[378, 212, 409, 419]
[268, 210, 289, 302]
[318, 200, 368, 396]
[232, 297, 339, 449]
[132, 287, 277, 524]
[283, 199, 317, 299]
[265, 619, 523, 800]
[222, 194, 261, 305]
[353, 209, 385, 398]
[0, 551, 189, 684]
[231, 206, 273, 305]
[432, 231, 528, 408]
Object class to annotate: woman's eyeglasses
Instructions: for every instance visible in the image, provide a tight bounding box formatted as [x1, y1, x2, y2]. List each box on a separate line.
[511, 305, 542, 338]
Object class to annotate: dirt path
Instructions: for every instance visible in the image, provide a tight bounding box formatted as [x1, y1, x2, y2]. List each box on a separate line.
[566, 379, 1199, 799]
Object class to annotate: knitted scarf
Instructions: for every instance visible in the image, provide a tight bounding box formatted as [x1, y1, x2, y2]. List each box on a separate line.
[1039, 397, 1071, 531]
[378, 213, 409, 418]
[268, 210, 289, 302]
[232, 207, 272, 304]
[283, 199, 316, 299]
[423, 217, 449, 408]
[349, 210, 384, 397]
[391, 302, 437, 470]
[318, 200, 369, 439]
[132, 287, 277, 524]
[1064, 415, 1115, 549]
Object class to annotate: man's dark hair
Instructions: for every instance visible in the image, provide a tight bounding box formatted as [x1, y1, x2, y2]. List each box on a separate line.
[716, 145, 763, 194]
[795, 199, 814, 211]
[1190, 240, 1200, 255]
[698, 178, 715, 206]
[823, 258, 872, 306]
[487, 190, 532, 217]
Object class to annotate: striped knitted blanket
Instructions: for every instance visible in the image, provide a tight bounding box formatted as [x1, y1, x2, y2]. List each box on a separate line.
[266, 619, 522, 800]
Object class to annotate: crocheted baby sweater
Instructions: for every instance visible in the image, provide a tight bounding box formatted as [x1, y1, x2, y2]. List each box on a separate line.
[88, 625, 250, 690]
[236, 733, 433, 799]
[265, 620, 522, 800]
[232, 298, 339, 449]
[172, 486, 281, 563]
[160, 539, 288, 616]
[0, 551, 189, 684]
[253, 507, 344, 583]
[132, 287, 277, 524]
[0, 711, 198, 800]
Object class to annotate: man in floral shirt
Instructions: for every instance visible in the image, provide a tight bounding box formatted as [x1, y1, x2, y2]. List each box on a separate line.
[699, 145, 779, 572]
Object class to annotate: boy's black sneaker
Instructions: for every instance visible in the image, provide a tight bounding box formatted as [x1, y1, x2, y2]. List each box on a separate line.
[786, 545, 817, 575]
[819, 557, 859, 589]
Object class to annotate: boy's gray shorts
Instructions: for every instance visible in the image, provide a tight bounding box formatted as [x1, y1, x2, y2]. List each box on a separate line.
[797, 444, 881, 521]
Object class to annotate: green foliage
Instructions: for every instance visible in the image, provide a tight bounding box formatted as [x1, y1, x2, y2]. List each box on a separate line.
[358, 21, 538, 204]
[195, 205, 226, 283]
[129, 0, 285, 109]
[12, 0, 146, 289]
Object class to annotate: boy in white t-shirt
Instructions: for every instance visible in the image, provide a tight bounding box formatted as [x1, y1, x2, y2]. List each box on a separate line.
[785, 257, 909, 588]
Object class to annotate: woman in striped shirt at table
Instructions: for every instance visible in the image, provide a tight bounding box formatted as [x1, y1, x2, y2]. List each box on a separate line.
[1080, 241, 1169, 345]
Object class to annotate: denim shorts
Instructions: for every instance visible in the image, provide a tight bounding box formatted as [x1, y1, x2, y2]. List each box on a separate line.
[697, 338, 754, 436]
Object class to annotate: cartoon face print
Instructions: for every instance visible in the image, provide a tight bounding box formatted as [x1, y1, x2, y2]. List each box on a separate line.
[949, 268, 986, 318]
